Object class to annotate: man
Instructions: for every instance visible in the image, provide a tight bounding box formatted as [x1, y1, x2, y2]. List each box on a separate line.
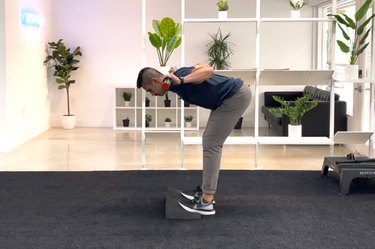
[136, 63, 251, 215]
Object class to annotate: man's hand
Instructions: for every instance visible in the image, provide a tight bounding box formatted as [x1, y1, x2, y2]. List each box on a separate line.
[168, 73, 182, 85]
[168, 66, 178, 73]
[168, 63, 214, 85]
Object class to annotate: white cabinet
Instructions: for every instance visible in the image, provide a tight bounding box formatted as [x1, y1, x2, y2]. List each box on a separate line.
[113, 87, 199, 131]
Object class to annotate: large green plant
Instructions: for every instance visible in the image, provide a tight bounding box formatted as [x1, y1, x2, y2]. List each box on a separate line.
[268, 95, 318, 125]
[44, 39, 82, 116]
[328, 0, 375, 65]
[206, 28, 234, 70]
[148, 17, 182, 67]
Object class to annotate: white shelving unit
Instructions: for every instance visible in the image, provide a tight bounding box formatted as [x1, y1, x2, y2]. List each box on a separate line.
[113, 87, 199, 131]
[179, 0, 341, 167]
[135, 0, 374, 167]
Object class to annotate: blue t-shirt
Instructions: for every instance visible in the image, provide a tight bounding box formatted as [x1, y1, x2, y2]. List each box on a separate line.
[170, 66, 243, 110]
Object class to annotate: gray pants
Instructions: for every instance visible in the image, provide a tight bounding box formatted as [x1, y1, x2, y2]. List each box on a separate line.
[202, 84, 252, 195]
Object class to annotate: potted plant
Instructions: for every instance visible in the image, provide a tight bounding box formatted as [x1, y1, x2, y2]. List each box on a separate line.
[267, 94, 318, 137]
[122, 117, 130, 127]
[145, 114, 152, 127]
[328, 0, 375, 79]
[217, 0, 229, 19]
[234, 117, 243, 130]
[184, 115, 193, 128]
[164, 93, 171, 107]
[145, 96, 150, 107]
[44, 39, 82, 129]
[206, 28, 234, 70]
[289, 0, 304, 18]
[122, 92, 132, 106]
[164, 117, 172, 128]
[148, 17, 182, 73]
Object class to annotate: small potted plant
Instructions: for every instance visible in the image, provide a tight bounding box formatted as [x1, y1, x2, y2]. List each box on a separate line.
[164, 117, 172, 128]
[145, 96, 150, 107]
[148, 17, 182, 73]
[234, 117, 243, 130]
[164, 93, 171, 107]
[145, 114, 152, 127]
[184, 115, 193, 128]
[217, 0, 229, 19]
[122, 117, 130, 127]
[122, 92, 132, 106]
[44, 39, 82, 130]
[328, 0, 375, 80]
[206, 28, 234, 70]
[268, 94, 318, 137]
[289, 0, 304, 18]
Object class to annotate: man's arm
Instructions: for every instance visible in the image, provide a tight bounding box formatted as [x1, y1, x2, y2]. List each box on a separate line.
[169, 63, 214, 85]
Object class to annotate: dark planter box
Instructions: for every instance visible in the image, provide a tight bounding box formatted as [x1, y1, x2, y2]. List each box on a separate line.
[234, 117, 243, 129]
[164, 100, 171, 107]
[123, 119, 130, 127]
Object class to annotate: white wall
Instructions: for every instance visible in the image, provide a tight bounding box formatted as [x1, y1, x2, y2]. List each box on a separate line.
[49, 0, 315, 129]
[50, 0, 143, 127]
[0, 0, 6, 151]
[0, 0, 51, 152]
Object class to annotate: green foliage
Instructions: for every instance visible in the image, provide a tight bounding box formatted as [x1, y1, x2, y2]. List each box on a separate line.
[217, 0, 229, 11]
[328, 0, 375, 65]
[268, 94, 318, 125]
[148, 17, 182, 66]
[145, 114, 152, 124]
[44, 39, 82, 116]
[206, 28, 234, 70]
[122, 92, 132, 101]
[289, 0, 305, 11]
[184, 115, 193, 122]
[164, 117, 172, 122]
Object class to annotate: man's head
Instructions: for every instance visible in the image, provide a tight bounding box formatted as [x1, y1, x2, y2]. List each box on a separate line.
[137, 67, 166, 96]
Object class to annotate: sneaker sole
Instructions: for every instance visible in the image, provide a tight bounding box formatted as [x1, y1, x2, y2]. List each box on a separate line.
[180, 192, 194, 201]
[178, 202, 216, 216]
[180, 192, 216, 204]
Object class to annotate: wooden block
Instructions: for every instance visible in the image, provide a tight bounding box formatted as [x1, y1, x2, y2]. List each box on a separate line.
[165, 187, 201, 220]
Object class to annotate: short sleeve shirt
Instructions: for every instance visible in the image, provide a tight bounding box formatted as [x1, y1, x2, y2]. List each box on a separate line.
[170, 66, 243, 110]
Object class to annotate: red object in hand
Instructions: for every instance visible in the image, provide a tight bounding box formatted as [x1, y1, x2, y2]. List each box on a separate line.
[162, 77, 172, 91]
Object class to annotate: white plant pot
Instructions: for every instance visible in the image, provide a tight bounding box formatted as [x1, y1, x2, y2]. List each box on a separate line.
[218, 11, 228, 19]
[62, 115, 76, 130]
[124, 101, 131, 107]
[344, 64, 359, 81]
[185, 121, 192, 128]
[288, 124, 302, 138]
[165, 122, 171, 128]
[159, 66, 169, 75]
[291, 10, 301, 18]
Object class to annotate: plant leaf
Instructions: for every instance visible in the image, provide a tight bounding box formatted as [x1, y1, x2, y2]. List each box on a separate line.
[355, 0, 373, 21]
[337, 24, 350, 40]
[337, 40, 350, 53]
[342, 13, 356, 29]
[359, 27, 372, 45]
[328, 14, 351, 28]
[356, 42, 369, 55]
[357, 13, 375, 35]
[148, 32, 162, 48]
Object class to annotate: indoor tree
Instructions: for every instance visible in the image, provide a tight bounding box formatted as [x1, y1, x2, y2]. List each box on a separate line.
[44, 39, 82, 116]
